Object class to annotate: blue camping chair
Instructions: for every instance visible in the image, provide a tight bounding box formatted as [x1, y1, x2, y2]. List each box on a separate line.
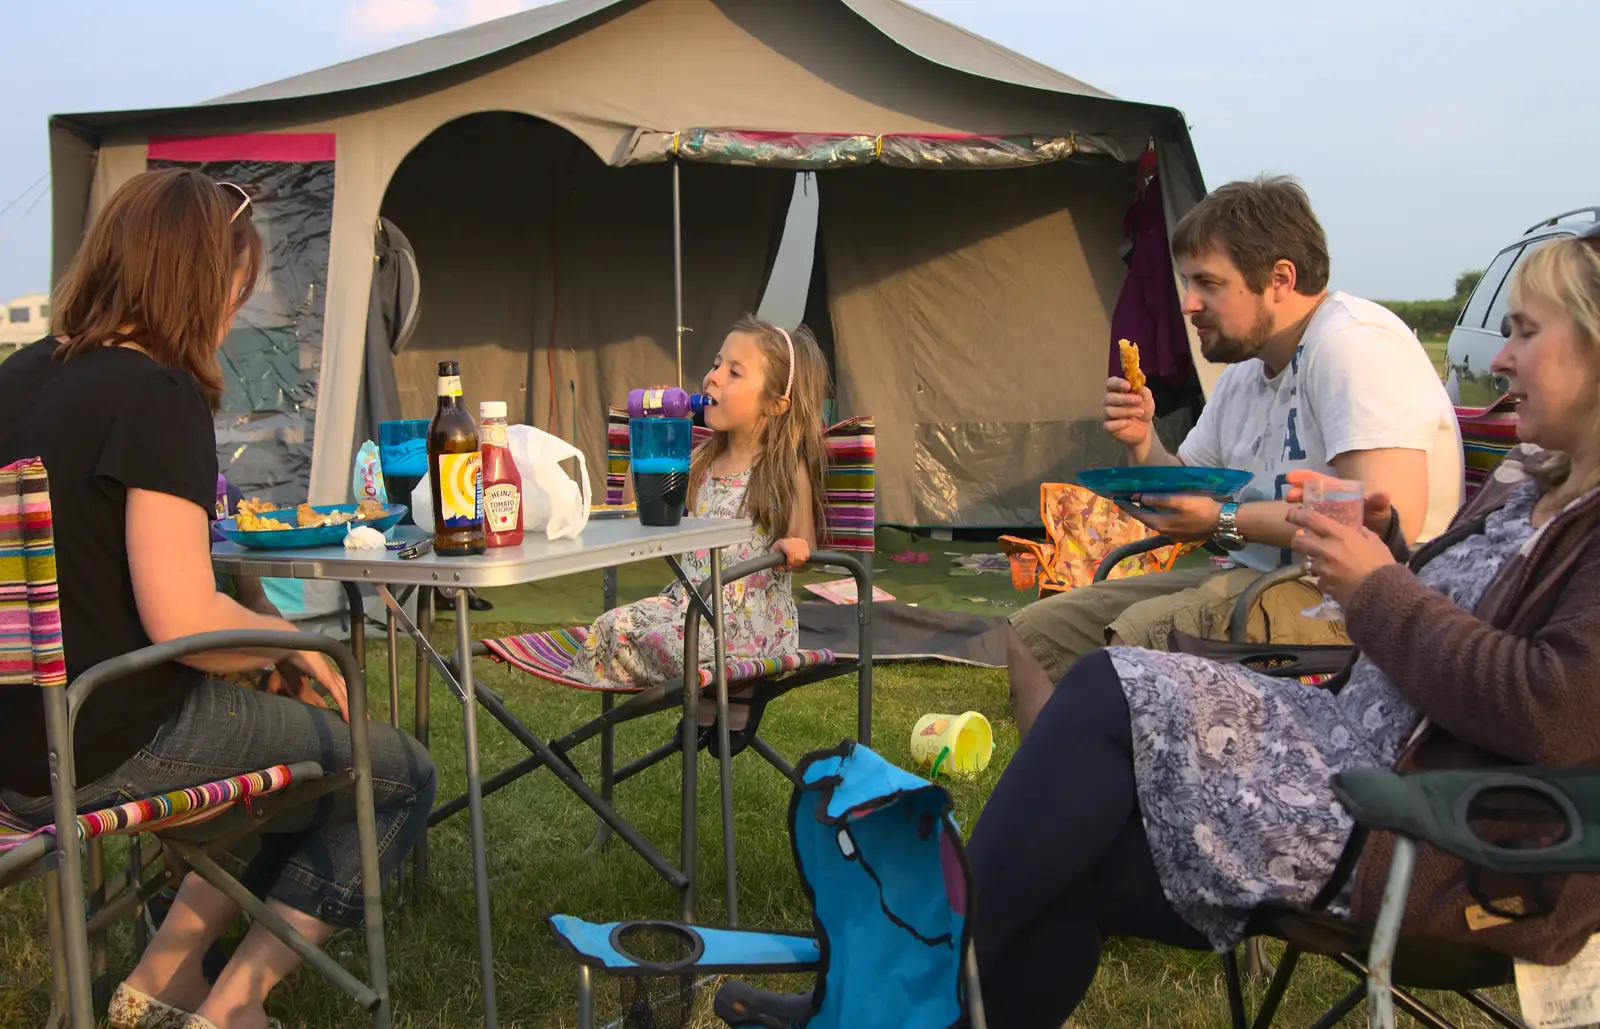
[548, 741, 987, 1029]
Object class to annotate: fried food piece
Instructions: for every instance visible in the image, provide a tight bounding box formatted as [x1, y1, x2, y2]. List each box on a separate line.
[235, 506, 278, 532]
[1118, 338, 1146, 394]
[236, 497, 278, 517]
[295, 504, 358, 528]
[355, 499, 387, 521]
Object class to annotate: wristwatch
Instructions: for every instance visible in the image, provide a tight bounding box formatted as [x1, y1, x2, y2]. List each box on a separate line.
[1211, 502, 1245, 552]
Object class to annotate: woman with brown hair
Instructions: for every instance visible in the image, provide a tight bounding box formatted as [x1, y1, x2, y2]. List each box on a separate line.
[0, 168, 435, 1029]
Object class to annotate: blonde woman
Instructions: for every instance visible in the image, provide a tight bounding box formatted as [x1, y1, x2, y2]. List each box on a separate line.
[968, 233, 1600, 1027]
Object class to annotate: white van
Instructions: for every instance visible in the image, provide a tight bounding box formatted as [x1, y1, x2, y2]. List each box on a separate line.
[1444, 209, 1599, 409]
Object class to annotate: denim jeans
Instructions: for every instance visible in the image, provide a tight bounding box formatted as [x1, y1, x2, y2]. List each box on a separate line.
[2, 679, 436, 928]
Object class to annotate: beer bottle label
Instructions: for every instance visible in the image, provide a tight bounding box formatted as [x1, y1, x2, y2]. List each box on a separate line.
[437, 452, 483, 527]
[438, 375, 463, 398]
[484, 482, 521, 532]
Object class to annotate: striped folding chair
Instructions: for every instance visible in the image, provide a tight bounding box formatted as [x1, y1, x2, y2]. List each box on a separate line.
[0, 458, 394, 1028]
[1456, 397, 1520, 500]
[465, 415, 877, 923]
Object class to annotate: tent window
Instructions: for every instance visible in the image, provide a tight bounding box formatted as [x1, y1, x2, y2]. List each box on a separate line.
[7, 308, 28, 324]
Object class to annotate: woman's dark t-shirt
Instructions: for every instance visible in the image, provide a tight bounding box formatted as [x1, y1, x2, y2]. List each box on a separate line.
[0, 338, 217, 795]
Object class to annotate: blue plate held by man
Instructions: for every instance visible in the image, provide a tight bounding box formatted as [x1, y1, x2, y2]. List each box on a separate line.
[1073, 466, 1253, 515]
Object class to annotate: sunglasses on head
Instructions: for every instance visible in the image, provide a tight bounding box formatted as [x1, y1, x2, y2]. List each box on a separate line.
[218, 181, 252, 223]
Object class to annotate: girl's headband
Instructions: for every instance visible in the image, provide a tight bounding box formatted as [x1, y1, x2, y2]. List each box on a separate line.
[777, 326, 795, 400]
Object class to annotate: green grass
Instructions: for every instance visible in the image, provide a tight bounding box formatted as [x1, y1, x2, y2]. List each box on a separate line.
[0, 624, 1522, 1027]
[1423, 336, 1449, 381]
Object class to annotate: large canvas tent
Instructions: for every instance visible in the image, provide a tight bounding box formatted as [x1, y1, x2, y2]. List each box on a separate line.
[48, 0, 1215, 534]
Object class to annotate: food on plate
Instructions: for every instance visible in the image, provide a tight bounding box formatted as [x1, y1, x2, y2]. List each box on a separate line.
[231, 496, 391, 533]
[235, 497, 278, 517]
[234, 504, 283, 532]
[1118, 338, 1146, 394]
[297, 503, 345, 528]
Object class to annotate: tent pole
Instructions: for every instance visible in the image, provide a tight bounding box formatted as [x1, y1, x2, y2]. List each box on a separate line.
[672, 155, 684, 388]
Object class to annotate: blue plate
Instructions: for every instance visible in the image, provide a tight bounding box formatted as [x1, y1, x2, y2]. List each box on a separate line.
[216, 504, 408, 550]
[1074, 467, 1254, 512]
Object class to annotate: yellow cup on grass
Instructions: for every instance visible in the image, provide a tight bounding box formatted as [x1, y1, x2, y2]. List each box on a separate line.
[910, 711, 994, 778]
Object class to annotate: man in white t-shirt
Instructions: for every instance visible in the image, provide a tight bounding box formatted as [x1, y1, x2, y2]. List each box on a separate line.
[1007, 175, 1462, 737]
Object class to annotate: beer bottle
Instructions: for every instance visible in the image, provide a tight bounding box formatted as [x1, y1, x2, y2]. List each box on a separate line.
[427, 360, 486, 556]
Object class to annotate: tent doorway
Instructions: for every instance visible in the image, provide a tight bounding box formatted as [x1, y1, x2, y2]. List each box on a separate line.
[378, 111, 794, 464]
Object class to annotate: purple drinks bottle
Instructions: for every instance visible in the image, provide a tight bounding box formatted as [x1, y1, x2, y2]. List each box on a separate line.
[627, 386, 713, 420]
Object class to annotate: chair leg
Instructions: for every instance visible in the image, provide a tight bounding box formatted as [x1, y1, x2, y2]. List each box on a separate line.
[750, 735, 800, 784]
[87, 838, 110, 1014]
[1244, 937, 1268, 978]
[167, 841, 383, 1012]
[43, 865, 73, 1028]
[577, 964, 595, 1029]
[1307, 983, 1366, 1029]
[588, 692, 616, 854]
[1386, 985, 1463, 1029]
[1221, 949, 1249, 1029]
[1328, 952, 1460, 1029]
[1249, 944, 1301, 1029]
[1461, 989, 1531, 1029]
[45, 687, 96, 1029]
[128, 836, 149, 955]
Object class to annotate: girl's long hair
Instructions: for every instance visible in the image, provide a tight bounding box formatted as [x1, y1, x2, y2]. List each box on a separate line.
[687, 315, 830, 539]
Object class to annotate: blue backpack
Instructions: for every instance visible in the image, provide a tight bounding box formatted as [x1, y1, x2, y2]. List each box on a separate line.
[548, 741, 986, 1028]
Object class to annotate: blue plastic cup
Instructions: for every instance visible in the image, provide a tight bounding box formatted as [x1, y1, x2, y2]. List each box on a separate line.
[630, 417, 693, 526]
[378, 419, 431, 526]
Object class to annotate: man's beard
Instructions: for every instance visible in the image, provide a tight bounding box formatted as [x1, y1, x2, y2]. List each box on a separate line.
[1195, 300, 1275, 364]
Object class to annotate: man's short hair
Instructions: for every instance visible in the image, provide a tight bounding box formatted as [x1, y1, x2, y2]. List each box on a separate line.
[1172, 175, 1330, 295]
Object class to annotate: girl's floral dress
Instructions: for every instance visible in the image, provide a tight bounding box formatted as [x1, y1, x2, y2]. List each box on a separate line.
[563, 467, 799, 688]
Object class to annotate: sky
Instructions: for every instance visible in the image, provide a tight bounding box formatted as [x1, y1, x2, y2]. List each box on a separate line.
[0, 0, 1595, 306]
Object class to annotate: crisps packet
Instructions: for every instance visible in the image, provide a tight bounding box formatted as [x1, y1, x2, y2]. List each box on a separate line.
[353, 440, 388, 506]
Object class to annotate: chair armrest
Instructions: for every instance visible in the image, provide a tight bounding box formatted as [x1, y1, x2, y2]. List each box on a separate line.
[1228, 564, 1309, 642]
[1332, 766, 1600, 877]
[67, 630, 364, 732]
[1093, 536, 1175, 583]
[715, 551, 872, 619]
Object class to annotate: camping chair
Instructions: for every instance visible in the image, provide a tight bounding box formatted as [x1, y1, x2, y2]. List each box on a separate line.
[998, 482, 1197, 595]
[462, 415, 877, 923]
[1457, 397, 1520, 501]
[547, 741, 986, 1029]
[0, 457, 393, 1028]
[1208, 764, 1598, 1029]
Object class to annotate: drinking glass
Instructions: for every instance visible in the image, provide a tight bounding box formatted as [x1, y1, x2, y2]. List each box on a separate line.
[1299, 477, 1365, 621]
[378, 418, 430, 526]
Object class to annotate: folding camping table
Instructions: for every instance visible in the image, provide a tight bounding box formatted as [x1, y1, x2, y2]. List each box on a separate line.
[212, 516, 753, 1029]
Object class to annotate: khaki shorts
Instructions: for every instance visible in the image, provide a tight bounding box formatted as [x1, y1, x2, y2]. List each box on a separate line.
[1009, 565, 1352, 682]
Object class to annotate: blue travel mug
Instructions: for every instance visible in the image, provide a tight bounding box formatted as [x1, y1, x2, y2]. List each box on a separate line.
[630, 417, 693, 526]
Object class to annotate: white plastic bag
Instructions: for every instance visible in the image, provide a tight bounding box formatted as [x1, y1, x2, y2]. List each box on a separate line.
[407, 425, 591, 541]
[507, 424, 591, 540]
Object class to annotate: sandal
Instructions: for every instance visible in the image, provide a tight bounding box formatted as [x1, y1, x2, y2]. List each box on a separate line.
[181, 1014, 283, 1029]
[107, 982, 194, 1029]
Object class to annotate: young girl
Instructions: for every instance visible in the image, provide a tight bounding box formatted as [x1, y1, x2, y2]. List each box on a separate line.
[564, 316, 830, 734]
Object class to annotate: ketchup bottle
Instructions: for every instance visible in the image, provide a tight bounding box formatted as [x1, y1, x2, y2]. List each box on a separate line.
[479, 401, 524, 548]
